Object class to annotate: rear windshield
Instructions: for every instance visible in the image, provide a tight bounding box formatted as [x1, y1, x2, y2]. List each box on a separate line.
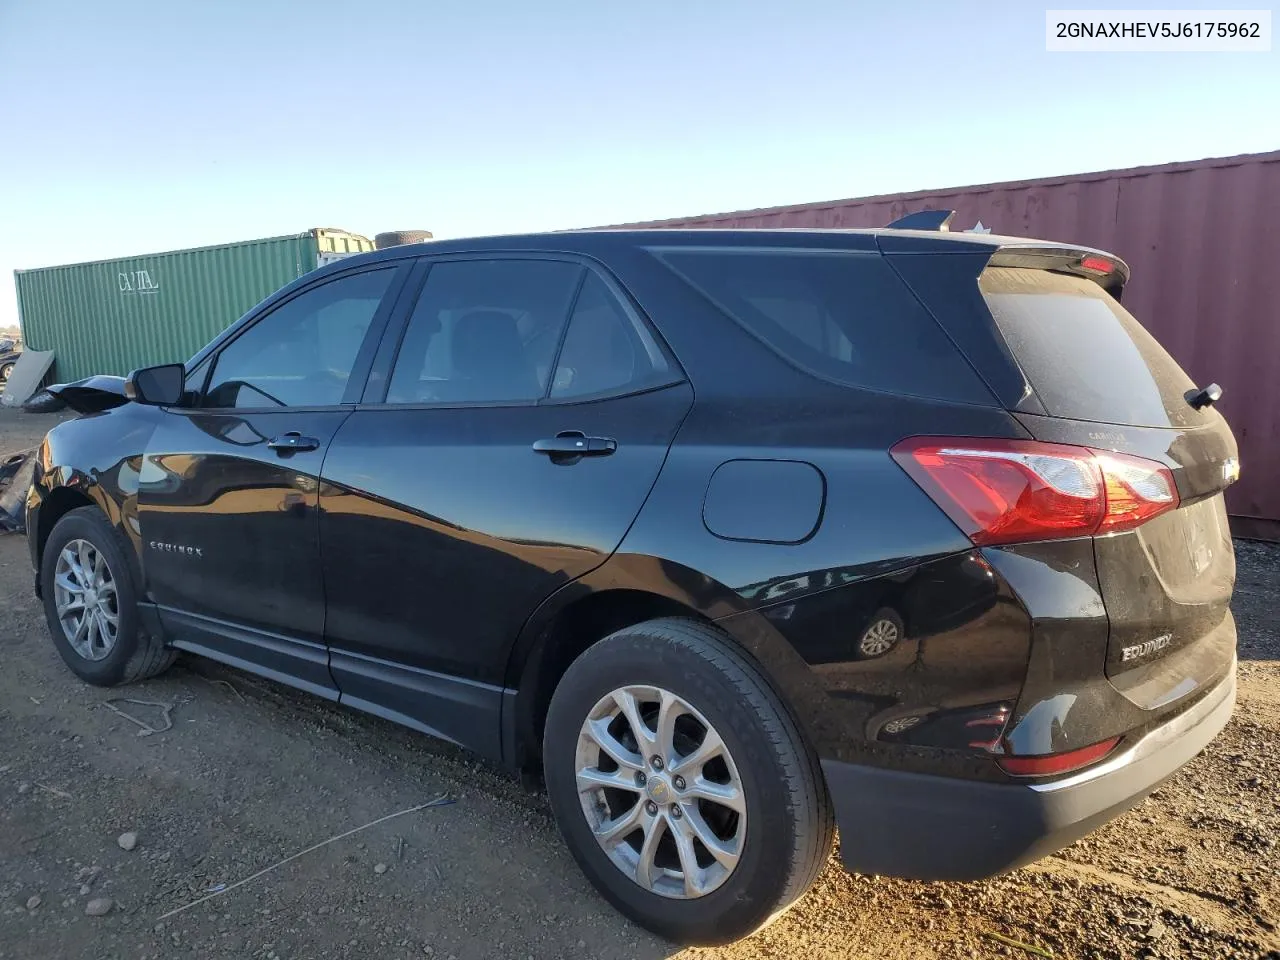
[655, 248, 993, 404]
[980, 268, 1209, 428]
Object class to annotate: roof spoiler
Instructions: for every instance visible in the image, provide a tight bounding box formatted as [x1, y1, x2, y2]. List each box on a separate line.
[885, 210, 955, 231]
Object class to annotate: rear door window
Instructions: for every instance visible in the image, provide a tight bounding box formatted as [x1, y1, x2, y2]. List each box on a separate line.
[386, 259, 584, 404]
[654, 248, 993, 403]
[980, 268, 1209, 428]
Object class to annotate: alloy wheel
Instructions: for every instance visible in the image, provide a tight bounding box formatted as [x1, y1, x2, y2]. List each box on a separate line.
[575, 685, 746, 899]
[858, 617, 899, 657]
[52, 538, 119, 661]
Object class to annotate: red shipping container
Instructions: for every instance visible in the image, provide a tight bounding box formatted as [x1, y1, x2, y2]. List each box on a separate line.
[620, 152, 1280, 539]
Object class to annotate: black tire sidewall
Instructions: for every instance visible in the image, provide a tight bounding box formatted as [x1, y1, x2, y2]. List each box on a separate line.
[544, 625, 810, 944]
[40, 508, 143, 686]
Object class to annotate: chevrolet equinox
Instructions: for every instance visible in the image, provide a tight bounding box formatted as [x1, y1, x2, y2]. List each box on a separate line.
[28, 222, 1239, 944]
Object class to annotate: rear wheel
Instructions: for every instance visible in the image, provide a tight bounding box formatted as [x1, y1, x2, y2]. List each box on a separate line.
[544, 618, 833, 944]
[40, 507, 175, 686]
[0, 361, 13, 383]
[856, 608, 904, 659]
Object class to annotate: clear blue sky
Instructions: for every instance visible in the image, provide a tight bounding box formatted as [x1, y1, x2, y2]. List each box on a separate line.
[1, 0, 1276, 331]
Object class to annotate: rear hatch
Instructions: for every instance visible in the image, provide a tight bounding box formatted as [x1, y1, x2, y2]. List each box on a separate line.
[893, 243, 1238, 714]
[980, 261, 1237, 707]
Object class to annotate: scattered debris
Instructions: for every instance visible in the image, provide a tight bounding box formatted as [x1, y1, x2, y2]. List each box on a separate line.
[395, 835, 406, 861]
[25, 895, 41, 911]
[0, 450, 32, 485]
[0, 450, 35, 534]
[84, 897, 113, 917]
[117, 831, 139, 851]
[203, 677, 246, 703]
[0, 350, 56, 408]
[103, 698, 174, 736]
[374, 862, 388, 875]
[982, 930, 1054, 958]
[157, 794, 454, 920]
[34, 782, 73, 799]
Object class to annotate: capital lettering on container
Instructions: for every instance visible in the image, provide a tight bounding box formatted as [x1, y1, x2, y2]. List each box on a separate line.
[118, 269, 160, 295]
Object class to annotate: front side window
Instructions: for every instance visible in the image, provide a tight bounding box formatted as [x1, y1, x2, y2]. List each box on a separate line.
[203, 268, 394, 409]
[386, 259, 584, 404]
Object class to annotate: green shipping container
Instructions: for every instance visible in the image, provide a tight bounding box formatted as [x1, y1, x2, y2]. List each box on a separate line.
[14, 228, 375, 383]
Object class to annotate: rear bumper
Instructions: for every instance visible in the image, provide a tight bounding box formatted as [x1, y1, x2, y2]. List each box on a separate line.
[823, 661, 1236, 881]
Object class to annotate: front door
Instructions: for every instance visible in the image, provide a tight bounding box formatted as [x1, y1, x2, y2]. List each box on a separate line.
[137, 264, 406, 697]
[318, 257, 693, 756]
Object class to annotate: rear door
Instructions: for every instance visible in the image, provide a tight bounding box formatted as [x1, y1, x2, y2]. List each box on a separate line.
[318, 255, 692, 757]
[974, 265, 1237, 705]
[138, 264, 406, 695]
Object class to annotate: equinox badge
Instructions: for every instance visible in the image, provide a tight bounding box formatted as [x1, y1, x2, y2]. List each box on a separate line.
[148, 541, 203, 558]
[1121, 634, 1172, 662]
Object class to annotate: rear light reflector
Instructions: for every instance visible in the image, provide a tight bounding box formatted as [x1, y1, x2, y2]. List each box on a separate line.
[997, 736, 1121, 777]
[891, 437, 1178, 546]
[1079, 255, 1115, 274]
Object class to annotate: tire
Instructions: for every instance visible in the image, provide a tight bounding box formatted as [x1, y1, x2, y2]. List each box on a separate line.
[374, 230, 432, 249]
[0, 361, 13, 382]
[855, 608, 904, 659]
[40, 506, 175, 686]
[544, 618, 833, 945]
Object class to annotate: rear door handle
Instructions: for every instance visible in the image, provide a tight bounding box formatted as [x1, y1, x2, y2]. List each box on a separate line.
[268, 432, 320, 453]
[532, 431, 617, 458]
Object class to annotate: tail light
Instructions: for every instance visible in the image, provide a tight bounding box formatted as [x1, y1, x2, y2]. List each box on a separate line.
[1079, 255, 1115, 274]
[891, 437, 1178, 546]
[997, 736, 1121, 777]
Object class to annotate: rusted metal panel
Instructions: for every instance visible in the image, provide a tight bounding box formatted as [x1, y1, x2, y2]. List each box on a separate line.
[622, 152, 1280, 533]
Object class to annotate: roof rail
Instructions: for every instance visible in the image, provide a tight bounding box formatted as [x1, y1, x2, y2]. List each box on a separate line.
[885, 210, 955, 231]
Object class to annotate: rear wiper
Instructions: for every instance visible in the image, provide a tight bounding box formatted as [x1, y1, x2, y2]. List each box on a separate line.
[1185, 383, 1223, 410]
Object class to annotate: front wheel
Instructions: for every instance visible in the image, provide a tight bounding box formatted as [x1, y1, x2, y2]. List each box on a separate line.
[544, 618, 833, 945]
[40, 506, 175, 686]
[0, 361, 13, 383]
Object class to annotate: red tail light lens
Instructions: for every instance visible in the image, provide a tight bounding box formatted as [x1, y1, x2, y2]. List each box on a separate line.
[891, 438, 1178, 546]
[1094, 451, 1178, 532]
[997, 736, 1121, 777]
[1079, 255, 1115, 274]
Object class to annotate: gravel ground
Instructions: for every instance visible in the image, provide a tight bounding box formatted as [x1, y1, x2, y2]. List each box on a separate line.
[1, 409, 1277, 959]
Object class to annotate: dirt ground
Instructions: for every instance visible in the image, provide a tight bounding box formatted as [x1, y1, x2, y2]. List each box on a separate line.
[1, 409, 1277, 960]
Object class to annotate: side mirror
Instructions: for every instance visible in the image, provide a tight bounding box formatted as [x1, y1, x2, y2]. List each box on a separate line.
[125, 363, 185, 406]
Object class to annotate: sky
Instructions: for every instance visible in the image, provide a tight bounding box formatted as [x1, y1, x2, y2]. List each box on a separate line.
[1, 0, 1277, 331]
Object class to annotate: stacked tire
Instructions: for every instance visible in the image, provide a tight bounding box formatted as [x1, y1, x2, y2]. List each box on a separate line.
[374, 230, 433, 250]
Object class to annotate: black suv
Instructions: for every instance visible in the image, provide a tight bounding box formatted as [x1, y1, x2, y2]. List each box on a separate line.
[27, 224, 1238, 944]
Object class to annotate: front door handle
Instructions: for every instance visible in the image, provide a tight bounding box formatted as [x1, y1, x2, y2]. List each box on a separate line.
[532, 431, 617, 459]
[268, 432, 320, 453]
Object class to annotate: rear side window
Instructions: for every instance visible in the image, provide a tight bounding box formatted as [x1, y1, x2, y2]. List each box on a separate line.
[980, 268, 1208, 428]
[655, 248, 993, 403]
[550, 273, 674, 399]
